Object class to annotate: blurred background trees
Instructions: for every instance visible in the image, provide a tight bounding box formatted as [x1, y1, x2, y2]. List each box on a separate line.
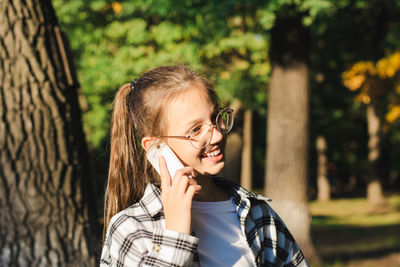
[1, 0, 399, 265]
[51, 0, 400, 263]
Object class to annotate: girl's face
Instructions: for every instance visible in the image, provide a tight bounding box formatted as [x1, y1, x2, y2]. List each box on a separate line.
[164, 85, 226, 176]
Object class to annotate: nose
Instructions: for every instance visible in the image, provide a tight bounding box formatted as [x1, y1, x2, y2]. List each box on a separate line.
[209, 125, 224, 145]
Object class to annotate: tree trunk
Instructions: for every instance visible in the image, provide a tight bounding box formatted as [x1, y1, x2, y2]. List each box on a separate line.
[241, 109, 252, 190]
[0, 0, 98, 265]
[316, 135, 330, 201]
[264, 15, 320, 263]
[345, 172, 357, 192]
[366, 103, 385, 205]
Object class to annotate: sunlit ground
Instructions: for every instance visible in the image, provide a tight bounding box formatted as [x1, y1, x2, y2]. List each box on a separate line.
[310, 195, 400, 266]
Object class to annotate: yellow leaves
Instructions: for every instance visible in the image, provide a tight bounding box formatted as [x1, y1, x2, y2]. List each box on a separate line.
[343, 74, 366, 91]
[350, 61, 376, 75]
[342, 51, 400, 92]
[376, 51, 400, 78]
[343, 51, 400, 83]
[342, 50, 400, 124]
[103, 2, 123, 15]
[112, 2, 123, 15]
[342, 61, 375, 91]
[355, 93, 371, 104]
[386, 105, 400, 123]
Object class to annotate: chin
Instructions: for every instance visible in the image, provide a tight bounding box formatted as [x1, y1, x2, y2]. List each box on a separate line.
[201, 161, 225, 176]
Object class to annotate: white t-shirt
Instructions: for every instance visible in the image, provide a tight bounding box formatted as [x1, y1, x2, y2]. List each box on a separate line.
[191, 198, 255, 266]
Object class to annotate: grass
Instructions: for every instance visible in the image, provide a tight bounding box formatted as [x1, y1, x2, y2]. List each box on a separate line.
[310, 194, 400, 266]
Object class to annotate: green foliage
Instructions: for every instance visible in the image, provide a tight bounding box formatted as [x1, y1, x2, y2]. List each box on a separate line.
[54, 0, 272, 150]
[53, 0, 343, 150]
[54, 0, 400, 193]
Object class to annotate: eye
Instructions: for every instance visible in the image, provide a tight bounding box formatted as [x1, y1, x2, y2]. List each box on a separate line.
[190, 124, 202, 136]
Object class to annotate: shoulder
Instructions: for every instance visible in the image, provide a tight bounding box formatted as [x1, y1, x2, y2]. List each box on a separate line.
[100, 207, 145, 266]
[101, 203, 157, 251]
[106, 205, 151, 239]
[247, 201, 307, 265]
[248, 199, 308, 266]
[101, 183, 164, 265]
[105, 183, 164, 240]
[212, 177, 307, 265]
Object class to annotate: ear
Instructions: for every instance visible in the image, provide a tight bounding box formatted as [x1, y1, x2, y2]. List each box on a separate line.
[141, 136, 157, 152]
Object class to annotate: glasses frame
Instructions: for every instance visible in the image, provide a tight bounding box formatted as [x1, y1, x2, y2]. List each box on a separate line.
[158, 107, 234, 149]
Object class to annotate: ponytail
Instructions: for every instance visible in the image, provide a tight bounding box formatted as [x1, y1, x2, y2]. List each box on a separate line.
[103, 84, 148, 242]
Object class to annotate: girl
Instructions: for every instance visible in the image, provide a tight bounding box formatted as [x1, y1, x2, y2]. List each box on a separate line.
[100, 65, 308, 266]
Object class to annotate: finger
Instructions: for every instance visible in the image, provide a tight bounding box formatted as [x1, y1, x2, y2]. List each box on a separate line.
[187, 177, 198, 186]
[190, 168, 197, 178]
[159, 155, 172, 191]
[173, 166, 195, 181]
[184, 185, 202, 203]
[176, 175, 190, 195]
[175, 168, 198, 195]
[171, 166, 195, 188]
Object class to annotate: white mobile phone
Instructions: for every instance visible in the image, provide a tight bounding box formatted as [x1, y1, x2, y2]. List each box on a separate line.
[146, 141, 184, 179]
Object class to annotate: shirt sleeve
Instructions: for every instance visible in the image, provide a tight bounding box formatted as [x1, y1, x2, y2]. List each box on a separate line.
[269, 209, 309, 267]
[283, 239, 309, 267]
[247, 200, 310, 267]
[100, 216, 199, 267]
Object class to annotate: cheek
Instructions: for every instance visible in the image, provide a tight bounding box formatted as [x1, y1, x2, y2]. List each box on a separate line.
[167, 140, 199, 164]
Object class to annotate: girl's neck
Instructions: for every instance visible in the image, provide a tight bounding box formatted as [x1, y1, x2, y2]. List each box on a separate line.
[193, 175, 230, 202]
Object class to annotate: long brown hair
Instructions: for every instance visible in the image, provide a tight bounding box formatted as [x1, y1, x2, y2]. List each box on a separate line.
[103, 65, 218, 241]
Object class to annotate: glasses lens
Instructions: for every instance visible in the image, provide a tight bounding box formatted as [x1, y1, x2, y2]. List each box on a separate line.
[189, 123, 213, 149]
[188, 108, 234, 149]
[216, 108, 234, 134]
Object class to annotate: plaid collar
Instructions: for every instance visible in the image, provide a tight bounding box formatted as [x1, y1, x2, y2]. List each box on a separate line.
[212, 177, 271, 235]
[137, 183, 163, 218]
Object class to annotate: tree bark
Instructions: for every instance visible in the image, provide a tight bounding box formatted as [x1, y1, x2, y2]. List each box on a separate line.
[0, 0, 98, 265]
[240, 109, 252, 190]
[316, 135, 330, 201]
[264, 15, 320, 263]
[366, 103, 385, 205]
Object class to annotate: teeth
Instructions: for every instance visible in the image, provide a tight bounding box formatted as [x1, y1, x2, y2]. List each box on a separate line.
[205, 148, 220, 157]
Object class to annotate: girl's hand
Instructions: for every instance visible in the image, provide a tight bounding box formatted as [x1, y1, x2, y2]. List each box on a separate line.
[159, 155, 201, 234]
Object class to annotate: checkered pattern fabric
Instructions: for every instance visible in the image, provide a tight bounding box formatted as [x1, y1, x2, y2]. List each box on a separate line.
[100, 177, 309, 267]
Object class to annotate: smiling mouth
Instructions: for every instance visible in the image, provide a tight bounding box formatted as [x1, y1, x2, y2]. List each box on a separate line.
[202, 148, 221, 158]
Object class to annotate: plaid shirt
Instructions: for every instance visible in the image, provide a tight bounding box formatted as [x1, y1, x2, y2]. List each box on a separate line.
[100, 177, 309, 267]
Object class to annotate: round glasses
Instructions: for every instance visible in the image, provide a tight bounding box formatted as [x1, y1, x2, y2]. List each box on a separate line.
[160, 108, 234, 149]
